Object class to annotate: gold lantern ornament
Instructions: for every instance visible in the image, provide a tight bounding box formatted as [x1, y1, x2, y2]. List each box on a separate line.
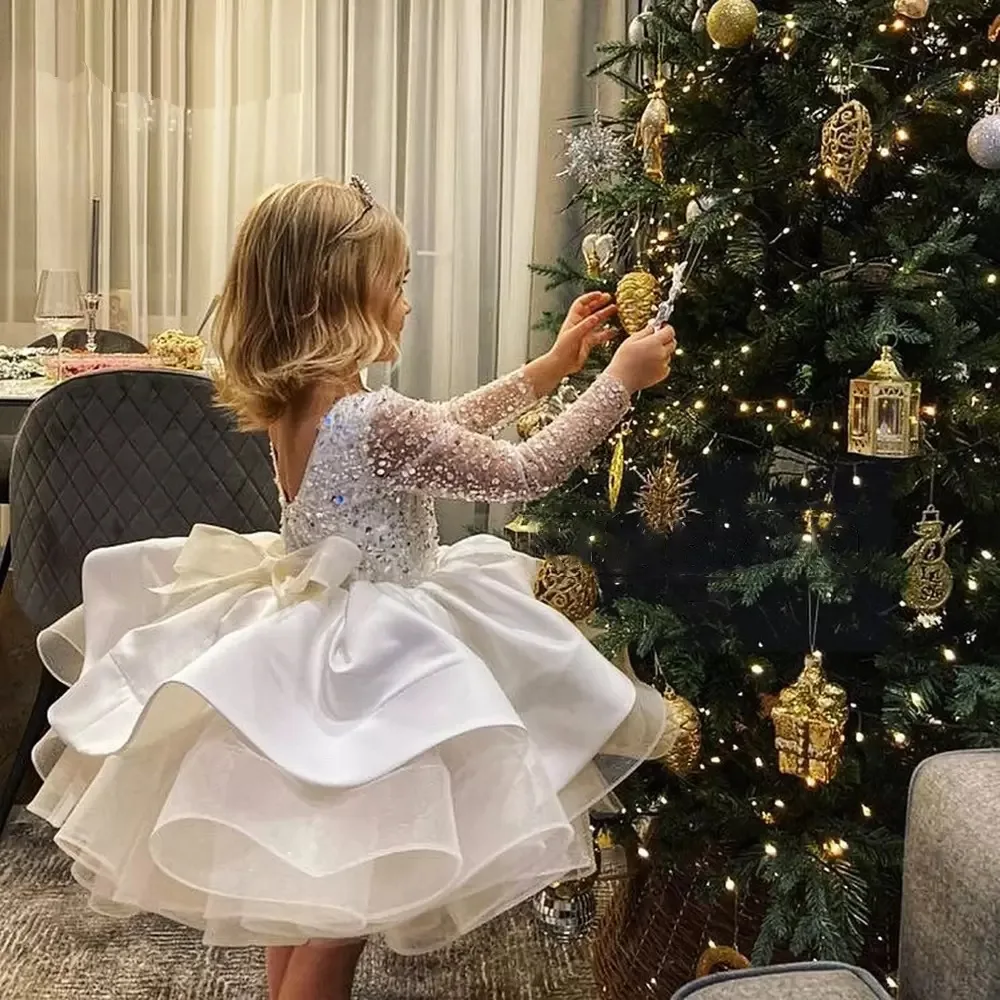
[534, 555, 600, 622]
[821, 100, 873, 193]
[771, 650, 848, 786]
[705, 0, 759, 48]
[847, 345, 921, 459]
[616, 269, 659, 335]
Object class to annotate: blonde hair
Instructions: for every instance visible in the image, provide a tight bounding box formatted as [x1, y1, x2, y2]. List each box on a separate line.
[213, 177, 408, 429]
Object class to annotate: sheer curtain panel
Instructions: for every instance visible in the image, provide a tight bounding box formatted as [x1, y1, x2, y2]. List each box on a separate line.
[0, 0, 544, 416]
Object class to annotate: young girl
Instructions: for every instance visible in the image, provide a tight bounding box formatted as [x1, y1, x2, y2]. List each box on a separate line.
[28, 177, 680, 1000]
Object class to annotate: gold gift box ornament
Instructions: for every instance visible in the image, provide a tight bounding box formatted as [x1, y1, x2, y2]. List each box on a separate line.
[771, 650, 848, 786]
[847, 345, 921, 459]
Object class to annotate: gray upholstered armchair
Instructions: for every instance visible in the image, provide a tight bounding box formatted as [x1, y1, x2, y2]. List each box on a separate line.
[673, 750, 1000, 1000]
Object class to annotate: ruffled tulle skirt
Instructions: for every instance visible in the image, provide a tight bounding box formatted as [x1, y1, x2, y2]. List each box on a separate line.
[28, 527, 669, 953]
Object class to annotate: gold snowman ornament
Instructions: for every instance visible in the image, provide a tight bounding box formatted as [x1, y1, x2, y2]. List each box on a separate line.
[902, 505, 962, 613]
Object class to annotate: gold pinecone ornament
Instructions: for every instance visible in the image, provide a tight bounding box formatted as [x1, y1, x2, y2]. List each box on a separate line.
[770, 651, 848, 785]
[821, 100, 873, 193]
[705, 0, 759, 48]
[533, 555, 600, 622]
[659, 686, 702, 775]
[635, 458, 696, 535]
[616, 270, 659, 335]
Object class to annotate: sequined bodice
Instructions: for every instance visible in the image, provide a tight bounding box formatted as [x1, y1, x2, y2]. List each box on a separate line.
[279, 369, 632, 585]
[282, 390, 439, 585]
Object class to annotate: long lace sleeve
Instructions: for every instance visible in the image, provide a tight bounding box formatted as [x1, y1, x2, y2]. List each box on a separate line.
[438, 368, 538, 436]
[367, 373, 631, 502]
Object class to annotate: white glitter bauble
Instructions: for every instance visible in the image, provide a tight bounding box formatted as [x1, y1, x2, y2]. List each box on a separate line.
[685, 194, 718, 222]
[968, 111, 1000, 171]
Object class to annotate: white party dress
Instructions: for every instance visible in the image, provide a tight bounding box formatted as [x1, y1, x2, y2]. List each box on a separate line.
[28, 368, 674, 954]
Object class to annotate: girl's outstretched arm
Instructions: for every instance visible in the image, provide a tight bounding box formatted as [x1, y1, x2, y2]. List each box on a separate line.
[435, 293, 618, 436]
[367, 372, 630, 503]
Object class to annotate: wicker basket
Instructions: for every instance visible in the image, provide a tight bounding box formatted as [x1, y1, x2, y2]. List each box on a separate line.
[593, 850, 768, 999]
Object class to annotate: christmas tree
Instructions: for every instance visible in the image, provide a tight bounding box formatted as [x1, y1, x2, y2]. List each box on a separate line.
[520, 1, 1000, 993]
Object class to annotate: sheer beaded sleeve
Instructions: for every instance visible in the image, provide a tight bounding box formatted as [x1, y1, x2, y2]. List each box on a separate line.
[438, 368, 538, 436]
[367, 373, 631, 503]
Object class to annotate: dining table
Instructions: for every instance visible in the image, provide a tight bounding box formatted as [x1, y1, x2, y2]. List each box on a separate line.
[0, 378, 49, 436]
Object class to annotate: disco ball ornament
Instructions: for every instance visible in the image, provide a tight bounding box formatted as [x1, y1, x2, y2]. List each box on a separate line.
[532, 881, 597, 940]
[968, 105, 1000, 171]
[559, 109, 626, 189]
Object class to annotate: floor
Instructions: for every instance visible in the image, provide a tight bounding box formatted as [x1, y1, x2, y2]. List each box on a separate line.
[0, 582, 601, 1000]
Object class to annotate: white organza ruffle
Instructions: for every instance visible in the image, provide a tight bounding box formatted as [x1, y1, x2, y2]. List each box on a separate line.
[29, 528, 670, 953]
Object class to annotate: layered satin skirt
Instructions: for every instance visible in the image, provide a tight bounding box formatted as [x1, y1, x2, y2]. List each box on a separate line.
[28, 527, 670, 954]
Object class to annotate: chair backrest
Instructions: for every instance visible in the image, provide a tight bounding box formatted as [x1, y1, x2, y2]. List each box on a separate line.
[29, 330, 148, 354]
[9, 369, 280, 627]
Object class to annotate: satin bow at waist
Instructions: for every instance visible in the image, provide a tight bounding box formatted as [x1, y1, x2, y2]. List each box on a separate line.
[151, 525, 364, 607]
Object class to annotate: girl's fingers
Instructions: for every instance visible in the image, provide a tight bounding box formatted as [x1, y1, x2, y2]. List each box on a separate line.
[570, 304, 618, 337]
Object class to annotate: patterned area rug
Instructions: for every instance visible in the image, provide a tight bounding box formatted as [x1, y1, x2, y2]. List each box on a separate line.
[0, 812, 602, 1000]
[0, 581, 603, 999]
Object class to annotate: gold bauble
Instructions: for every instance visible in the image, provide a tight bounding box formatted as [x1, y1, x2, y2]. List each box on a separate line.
[696, 946, 751, 979]
[902, 505, 962, 613]
[771, 651, 847, 786]
[635, 457, 696, 534]
[659, 686, 702, 775]
[534, 555, 599, 622]
[516, 402, 555, 441]
[990, 14, 1000, 43]
[616, 270, 659, 335]
[894, 0, 928, 17]
[821, 100, 873, 193]
[705, 0, 759, 48]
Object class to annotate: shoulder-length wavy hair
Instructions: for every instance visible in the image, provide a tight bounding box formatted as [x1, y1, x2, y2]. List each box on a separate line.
[213, 178, 407, 429]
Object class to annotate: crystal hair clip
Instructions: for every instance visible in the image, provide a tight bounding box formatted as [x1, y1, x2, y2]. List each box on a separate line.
[349, 175, 375, 209]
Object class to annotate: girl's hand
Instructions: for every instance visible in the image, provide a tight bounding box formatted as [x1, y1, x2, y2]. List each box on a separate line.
[547, 292, 618, 377]
[606, 324, 676, 393]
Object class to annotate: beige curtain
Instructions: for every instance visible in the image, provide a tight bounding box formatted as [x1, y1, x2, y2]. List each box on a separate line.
[0, 0, 544, 409]
[528, 0, 630, 357]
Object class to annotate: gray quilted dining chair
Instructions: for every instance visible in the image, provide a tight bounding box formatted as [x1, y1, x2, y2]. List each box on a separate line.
[0, 368, 280, 834]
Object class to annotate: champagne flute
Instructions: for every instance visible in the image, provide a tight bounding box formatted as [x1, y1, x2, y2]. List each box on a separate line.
[34, 270, 85, 382]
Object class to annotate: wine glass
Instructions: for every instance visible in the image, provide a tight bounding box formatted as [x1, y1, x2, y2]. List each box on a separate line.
[34, 270, 85, 382]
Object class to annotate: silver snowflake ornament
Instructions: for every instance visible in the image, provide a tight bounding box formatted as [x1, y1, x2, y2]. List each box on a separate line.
[559, 110, 626, 189]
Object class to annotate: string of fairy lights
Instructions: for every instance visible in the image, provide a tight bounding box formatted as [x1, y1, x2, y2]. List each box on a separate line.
[550, 9, 1000, 951]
